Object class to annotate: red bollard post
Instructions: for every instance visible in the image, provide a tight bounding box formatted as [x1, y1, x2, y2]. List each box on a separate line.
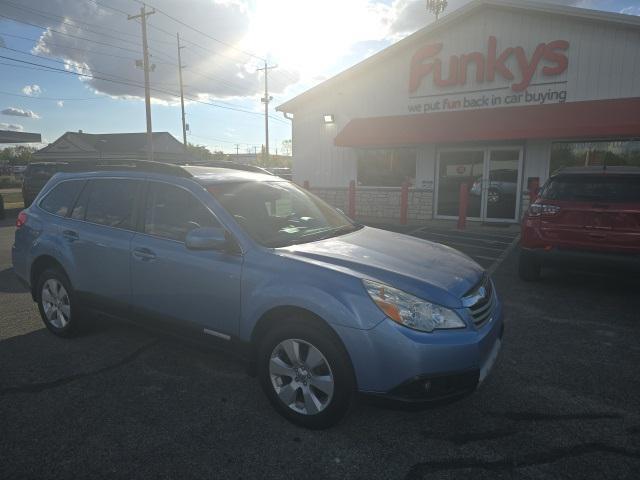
[529, 178, 540, 205]
[348, 180, 356, 219]
[457, 183, 469, 230]
[400, 180, 409, 225]
[303, 180, 310, 189]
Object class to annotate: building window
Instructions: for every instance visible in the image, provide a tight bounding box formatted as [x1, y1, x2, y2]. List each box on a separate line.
[357, 149, 416, 187]
[550, 140, 640, 174]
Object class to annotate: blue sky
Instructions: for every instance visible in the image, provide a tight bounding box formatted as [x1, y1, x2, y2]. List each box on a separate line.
[0, 0, 638, 153]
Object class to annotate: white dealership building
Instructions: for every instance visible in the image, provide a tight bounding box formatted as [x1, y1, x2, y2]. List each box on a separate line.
[277, 0, 640, 223]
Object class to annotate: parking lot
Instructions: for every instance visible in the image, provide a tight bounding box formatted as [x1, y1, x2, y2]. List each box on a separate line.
[1, 212, 639, 479]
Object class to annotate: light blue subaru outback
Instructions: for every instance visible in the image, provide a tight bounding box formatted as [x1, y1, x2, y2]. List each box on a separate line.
[12, 162, 503, 428]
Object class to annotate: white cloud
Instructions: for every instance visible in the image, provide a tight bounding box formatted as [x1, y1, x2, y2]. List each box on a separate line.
[621, 6, 640, 15]
[1, 107, 41, 118]
[0, 0, 617, 103]
[0, 123, 24, 131]
[3, 0, 277, 101]
[57, 100, 64, 107]
[21, 84, 42, 96]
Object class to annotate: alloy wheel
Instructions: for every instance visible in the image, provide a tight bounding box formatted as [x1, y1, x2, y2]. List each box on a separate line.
[41, 278, 71, 329]
[269, 338, 335, 415]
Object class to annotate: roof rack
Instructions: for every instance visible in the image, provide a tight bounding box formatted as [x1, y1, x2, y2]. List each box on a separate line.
[66, 159, 193, 178]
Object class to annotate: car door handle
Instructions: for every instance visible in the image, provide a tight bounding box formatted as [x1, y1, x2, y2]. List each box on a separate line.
[62, 230, 79, 242]
[132, 247, 157, 261]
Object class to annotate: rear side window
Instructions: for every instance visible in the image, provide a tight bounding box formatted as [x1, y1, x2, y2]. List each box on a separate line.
[84, 179, 139, 229]
[144, 182, 219, 242]
[70, 182, 91, 220]
[542, 175, 640, 203]
[39, 180, 84, 217]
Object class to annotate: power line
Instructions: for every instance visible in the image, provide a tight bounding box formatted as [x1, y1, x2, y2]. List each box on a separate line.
[189, 133, 261, 147]
[0, 31, 142, 63]
[126, 0, 266, 62]
[0, 11, 259, 95]
[0, 45, 181, 89]
[0, 54, 289, 123]
[0, 2, 163, 58]
[1, 0, 147, 44]
[0, 13, 142, 55]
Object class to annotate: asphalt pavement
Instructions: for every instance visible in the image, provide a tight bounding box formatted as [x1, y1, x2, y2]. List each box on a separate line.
[1, 212, 639, 479]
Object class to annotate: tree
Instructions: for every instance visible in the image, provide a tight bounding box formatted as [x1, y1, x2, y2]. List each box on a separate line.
[186, 143, 228, 162]
[0, 146, 37, 166]
[426, 0, 448, 20]
[281, 139, 292, 157]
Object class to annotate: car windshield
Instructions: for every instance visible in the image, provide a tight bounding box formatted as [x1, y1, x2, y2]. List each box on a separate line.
[542, 175, 640, 202]
[208, 181, 361, 247]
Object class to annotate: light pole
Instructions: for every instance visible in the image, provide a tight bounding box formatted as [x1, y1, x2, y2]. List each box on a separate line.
[426, 0, 448, 20]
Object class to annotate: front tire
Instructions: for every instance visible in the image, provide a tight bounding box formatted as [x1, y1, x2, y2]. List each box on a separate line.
[36, 268, 82, 337]
[257, 318, 355, 429]
[518, 250, 542, 281]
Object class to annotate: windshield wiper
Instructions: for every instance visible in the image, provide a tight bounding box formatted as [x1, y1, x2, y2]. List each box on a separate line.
[307, 223, 363, 242]
[268, 224, 363, 248]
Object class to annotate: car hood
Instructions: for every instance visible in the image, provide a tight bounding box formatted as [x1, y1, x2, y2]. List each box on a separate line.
[279, 227, 484, 308]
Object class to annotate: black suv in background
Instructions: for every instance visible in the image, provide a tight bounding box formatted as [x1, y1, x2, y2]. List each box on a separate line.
[22, 162, 72, 207]
[21, 160, 273, 207]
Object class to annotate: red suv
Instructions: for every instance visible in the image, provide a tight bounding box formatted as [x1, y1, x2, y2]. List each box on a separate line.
[519, 166, 640, 280]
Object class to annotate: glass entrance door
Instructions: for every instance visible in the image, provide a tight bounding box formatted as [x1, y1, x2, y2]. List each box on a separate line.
[485, 148, 522, 221]
[436, 147, 523, 222]
[436, 149, 485, 219]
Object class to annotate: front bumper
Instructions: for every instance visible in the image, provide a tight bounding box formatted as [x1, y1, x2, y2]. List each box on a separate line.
[333, 298, 505, 400]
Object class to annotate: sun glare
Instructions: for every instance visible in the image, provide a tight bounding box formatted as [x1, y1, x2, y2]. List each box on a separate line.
[245, 0, 389, 78]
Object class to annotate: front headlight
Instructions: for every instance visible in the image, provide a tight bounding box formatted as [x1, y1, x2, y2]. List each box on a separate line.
[363, 279, 466, 333]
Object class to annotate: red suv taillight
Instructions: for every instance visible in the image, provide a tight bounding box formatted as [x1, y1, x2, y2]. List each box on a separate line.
[16, 210, 28, 229]
[528, 203, 561, 217]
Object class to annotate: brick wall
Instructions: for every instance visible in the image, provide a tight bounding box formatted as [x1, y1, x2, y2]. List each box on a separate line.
[310, 186, 433, 223]
[310, 187, 348, 212]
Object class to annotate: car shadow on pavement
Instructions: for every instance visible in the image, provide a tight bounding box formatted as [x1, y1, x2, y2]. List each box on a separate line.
[537, 266, 640, 293]
[0, 267, 28, 294]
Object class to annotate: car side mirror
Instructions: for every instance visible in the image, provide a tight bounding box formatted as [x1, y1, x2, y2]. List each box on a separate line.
[185, 227, 228, 251]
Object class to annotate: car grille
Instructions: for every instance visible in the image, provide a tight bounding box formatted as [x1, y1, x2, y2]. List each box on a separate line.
[463, 276, 495, 329]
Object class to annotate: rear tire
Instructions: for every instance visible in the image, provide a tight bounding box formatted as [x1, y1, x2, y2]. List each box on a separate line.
[36, 267, 83, 337]
[257, 317, 355, 429]
[518, 250, 541, 281]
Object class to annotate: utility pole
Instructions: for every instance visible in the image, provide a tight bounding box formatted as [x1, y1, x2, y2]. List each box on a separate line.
[129, 4, 156, 161]
[176, 32, 187, 149]
[235, 144, 240, 157]
[257, 61, 277, 164]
